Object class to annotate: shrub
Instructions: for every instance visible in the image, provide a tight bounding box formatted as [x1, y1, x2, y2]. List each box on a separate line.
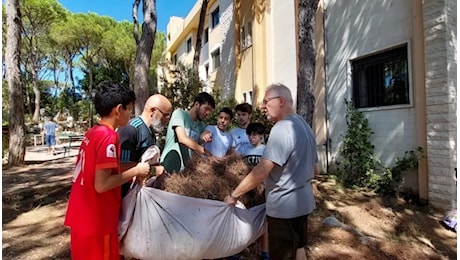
[369, 147, 424, 196]
[335, 100, 378, 188]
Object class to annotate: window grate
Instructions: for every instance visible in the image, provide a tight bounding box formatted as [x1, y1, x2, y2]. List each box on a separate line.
[351, 45, 409, 108]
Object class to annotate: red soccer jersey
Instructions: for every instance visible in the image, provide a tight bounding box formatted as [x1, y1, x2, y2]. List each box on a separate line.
[64, 123, 121, 236]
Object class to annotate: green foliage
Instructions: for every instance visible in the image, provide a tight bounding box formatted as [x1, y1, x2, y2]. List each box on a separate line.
[335, 100, 378, 188]
[160, 62, 204, 110]
[368, 147, 424, 196]
[251, 107, 274, 136]
[204, 86, 238, 127]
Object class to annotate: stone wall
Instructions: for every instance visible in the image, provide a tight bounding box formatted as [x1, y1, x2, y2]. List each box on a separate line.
[423, 0, 457, 209]
[220, 0, 236, 99]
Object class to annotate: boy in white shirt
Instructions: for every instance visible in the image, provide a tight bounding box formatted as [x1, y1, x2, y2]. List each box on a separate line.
[241, 122, 266, 167]
[200, 107, 234, 157]
[241, 122, 269, 260]
[229, 103, 252, 154]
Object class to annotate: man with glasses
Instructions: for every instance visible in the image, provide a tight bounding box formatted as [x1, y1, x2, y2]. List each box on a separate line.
[225, 83, 318, 260]
[118, 94, 172, 197]
[161, 92, 215, 173]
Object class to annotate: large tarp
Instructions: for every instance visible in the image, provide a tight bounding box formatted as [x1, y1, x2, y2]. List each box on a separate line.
[119, 183, 266, 260]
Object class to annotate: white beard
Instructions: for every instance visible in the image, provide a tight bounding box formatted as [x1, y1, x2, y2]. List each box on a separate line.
[151, 118, 165, 133]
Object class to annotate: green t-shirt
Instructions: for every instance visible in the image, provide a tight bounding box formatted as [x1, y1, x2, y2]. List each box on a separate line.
[160, 109, 205, 173]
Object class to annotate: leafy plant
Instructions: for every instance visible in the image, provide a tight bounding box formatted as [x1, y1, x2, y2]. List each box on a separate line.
[369, 147, 424, 196]
[335, 100, 378, 188]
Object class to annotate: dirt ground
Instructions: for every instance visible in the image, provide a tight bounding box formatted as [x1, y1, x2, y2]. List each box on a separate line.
[2, 158, 457, 260]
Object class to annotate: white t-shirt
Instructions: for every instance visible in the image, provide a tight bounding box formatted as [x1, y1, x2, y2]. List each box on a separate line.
[241, 144, 265, 166]
[202, 125, 233, 157]
[229, 127, 251, 154]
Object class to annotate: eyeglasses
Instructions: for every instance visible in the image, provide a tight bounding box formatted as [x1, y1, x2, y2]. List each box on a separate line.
[262, 96, 280, 105]
[152, 107, 171, 117]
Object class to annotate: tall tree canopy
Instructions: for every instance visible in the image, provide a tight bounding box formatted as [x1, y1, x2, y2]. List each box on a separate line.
[20, 0, 67, 121]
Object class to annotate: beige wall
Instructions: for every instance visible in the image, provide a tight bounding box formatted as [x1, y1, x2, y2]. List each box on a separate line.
[312, 0, 328, 166]
[411, 0, 428, 202]
[234, 0, 269, 104]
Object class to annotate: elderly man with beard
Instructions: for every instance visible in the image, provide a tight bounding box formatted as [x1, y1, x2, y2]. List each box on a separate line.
[118, 94, 172, 198]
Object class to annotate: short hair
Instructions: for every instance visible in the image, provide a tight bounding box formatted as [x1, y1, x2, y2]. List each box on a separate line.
[266, 83, 293, 106]
[246, 122, 265, 135]
[194, 92, 215, 108]
[235, 103, 252, 113]
[220, 107, 234, 119]
[94, 81, 136, 117]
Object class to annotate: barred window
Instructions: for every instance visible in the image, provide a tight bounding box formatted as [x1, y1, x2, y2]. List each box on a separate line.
[351, 44, 409, 108]
[186, 38, 192, 53]
[211, 7, 220, 28]
[211, 48, 220, 70]
[240, 21, 252, 50]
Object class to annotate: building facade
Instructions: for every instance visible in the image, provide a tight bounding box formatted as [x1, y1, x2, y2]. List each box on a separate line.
[162, 0, 457, 210]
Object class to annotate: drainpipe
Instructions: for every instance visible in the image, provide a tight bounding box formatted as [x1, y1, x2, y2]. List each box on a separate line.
[323, 0, 330, 171]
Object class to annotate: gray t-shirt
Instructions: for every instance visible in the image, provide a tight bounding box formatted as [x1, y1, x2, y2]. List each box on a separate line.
[262, 114, 317, 218]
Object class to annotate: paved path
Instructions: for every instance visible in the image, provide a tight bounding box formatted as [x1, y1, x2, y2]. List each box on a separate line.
[25, 142, 81, 163]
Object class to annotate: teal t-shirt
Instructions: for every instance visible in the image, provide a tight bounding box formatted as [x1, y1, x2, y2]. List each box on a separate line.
[160, 109, 205, 173]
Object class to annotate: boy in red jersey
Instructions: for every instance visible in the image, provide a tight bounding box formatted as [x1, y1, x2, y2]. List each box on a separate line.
[64, 81, 150, 260]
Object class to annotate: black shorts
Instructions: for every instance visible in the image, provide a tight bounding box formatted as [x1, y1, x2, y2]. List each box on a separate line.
[267, 214, 309, 260]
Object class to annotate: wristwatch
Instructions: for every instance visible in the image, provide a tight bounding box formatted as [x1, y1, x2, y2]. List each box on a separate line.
[229, 192, 238, 200]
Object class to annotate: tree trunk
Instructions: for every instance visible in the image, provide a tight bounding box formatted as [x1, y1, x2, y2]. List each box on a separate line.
[6, 0, 26, 166]
[296, 0, 319, 127]
[193, 0, 209, 72]
[132, 0, 157, 115]
[32, 66, 41, 121]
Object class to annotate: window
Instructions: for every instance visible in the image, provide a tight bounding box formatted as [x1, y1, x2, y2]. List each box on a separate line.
[240, 21, 253, 50]
[351, 44, 409, 108]
[211, 48, 221, 70]
[204, 64, 209, 79]
[203, 28, 209, 44]
[211, 7, 220, 28]
[186, 38, 192, 53]
[243, 91, 253, 105]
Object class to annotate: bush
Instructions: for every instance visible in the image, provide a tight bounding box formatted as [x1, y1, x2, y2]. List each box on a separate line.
[369, 147, 424, 196]
[334, 100, 378, 188]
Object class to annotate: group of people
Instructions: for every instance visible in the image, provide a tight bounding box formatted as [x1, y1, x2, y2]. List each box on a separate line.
[64, 81, 319, 260]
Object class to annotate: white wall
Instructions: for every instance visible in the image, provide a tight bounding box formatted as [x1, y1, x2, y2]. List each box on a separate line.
[324, 0, 417, 166]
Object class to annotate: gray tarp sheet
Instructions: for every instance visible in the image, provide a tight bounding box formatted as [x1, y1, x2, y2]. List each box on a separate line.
[119, 183, 266, 260]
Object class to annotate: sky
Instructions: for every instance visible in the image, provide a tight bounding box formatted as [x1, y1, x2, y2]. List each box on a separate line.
[57, 0, 197, 33]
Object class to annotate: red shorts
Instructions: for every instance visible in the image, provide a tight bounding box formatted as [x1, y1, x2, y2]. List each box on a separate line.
[70, 230, 119, 260]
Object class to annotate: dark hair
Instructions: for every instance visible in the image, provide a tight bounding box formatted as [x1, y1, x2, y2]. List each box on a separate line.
[194, 92, 215, 108]
[235, 103, 252, 113]
[246, 122, 265, 135]
[220, 107, 234, 119]
[94, 81, 136, 117]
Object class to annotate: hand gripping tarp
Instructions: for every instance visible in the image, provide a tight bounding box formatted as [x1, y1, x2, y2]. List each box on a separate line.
[118, 183, 266, 260]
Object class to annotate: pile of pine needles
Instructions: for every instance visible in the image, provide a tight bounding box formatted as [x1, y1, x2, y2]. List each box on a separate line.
[162, 153, 265, 208]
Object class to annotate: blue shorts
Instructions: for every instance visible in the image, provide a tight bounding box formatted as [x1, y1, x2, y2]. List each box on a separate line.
[46, 135, 56, 146]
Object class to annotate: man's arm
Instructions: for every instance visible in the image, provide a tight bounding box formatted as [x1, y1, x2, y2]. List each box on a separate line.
[224, 158, 275, 205]
[175, 126, 207, 154]
[200, 129, 212, 143]
[94, 163, 150, 193]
